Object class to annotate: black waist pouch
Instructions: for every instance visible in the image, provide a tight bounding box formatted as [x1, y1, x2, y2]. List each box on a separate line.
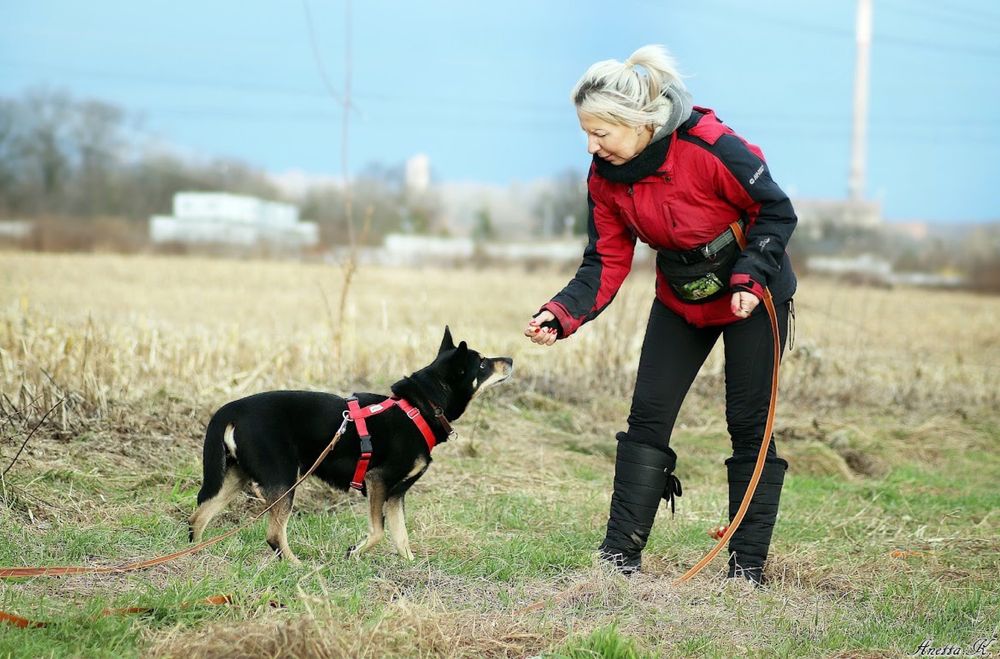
[656, 239, 740, 303]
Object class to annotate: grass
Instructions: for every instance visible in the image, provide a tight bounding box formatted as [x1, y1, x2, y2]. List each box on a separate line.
[1, 251, 999, 657]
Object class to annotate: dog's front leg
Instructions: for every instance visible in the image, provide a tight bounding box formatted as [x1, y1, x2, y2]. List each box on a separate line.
[384, 495, 415, 561]
[347, 478, 386, 559]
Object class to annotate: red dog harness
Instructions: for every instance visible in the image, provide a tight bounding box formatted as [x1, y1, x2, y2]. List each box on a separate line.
[345, 396, 442, 491]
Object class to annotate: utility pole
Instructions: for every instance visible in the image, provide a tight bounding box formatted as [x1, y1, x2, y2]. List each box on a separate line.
[849, 0, 872, 202]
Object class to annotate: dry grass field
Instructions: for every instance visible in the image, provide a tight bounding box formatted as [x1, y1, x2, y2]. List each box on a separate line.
[1, 251, 998, 657]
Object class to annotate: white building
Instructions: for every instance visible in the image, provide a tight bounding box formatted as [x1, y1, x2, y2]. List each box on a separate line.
[792, 198, 882, 240]
[405, 154, 431, 195]
[150, 192, 319, 249]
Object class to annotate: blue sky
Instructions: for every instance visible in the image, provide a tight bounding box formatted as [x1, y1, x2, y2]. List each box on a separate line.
[3, 0, 999, 223]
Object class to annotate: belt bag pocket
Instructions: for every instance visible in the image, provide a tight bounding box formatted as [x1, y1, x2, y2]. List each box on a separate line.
[657, 239, 740, 303]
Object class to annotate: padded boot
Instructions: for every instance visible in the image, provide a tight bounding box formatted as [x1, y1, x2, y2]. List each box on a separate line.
[598, 433, 682, 575]
[725, 455, 788, 585]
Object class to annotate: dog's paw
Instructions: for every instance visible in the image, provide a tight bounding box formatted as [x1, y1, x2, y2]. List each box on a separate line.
[346, 544, 360, 560]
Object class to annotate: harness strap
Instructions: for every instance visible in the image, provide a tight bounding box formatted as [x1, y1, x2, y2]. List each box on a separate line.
[346, 396, 440, 491]
[347, 398, 375, 490]
[395, 398, 438, 453]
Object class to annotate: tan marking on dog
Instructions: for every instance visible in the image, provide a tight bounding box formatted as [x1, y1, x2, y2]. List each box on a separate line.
[348, 478, 386, 559]
[189, 468, 247, 543]
[405, 456, 428, 480]
[385, 496, 414, 560]
[265, 492, 300, 564]
[471, 361, 514, 399]
[223, 424, 237, 459]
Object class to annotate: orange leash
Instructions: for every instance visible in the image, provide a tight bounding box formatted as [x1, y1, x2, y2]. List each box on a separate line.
[517, 248, 785, 612]
[674, 288, 781, 583]
[675, 221, 782, 583]
[0, 417, 349, 626]
[0, 595, 234, 629]
[0, 416, 347, 579]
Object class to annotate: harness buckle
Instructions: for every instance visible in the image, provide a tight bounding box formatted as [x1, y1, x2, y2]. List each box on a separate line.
[359, 435, 372, 455]
[700, 244, 717, 262]
[406, 407, 420, 420]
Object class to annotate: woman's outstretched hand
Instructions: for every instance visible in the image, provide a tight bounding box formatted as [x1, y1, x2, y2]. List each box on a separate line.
[524, 311, 559, 346]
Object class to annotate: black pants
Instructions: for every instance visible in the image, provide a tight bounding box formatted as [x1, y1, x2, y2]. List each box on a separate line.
[624, 297, 790, 460]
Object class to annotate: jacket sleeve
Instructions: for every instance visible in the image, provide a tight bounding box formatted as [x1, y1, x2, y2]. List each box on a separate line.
[540, 175, 636, 338]
[713, 136, 797, 297]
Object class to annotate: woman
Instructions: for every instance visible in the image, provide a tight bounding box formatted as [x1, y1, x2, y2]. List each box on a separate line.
[524, 45, 796, 584]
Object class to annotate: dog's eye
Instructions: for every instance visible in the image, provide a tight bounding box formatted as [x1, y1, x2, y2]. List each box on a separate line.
[479, 359, 487, 370]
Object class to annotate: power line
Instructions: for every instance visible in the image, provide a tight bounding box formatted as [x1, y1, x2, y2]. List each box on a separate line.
[877, 33, 1000, 59]
[0, 58, 570, 114]
[880, 0, 1000, 33]
[7, 56, 996, 125]
[910, 0, 1000, 26]
[0, 59, 331, 100]
[673, 1, 1000, 59]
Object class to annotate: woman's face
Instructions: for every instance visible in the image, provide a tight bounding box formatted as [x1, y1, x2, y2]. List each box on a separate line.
[578, 111, 652, 165]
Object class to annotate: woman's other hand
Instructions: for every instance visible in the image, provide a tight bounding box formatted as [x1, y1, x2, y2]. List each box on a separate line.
[524, 311, 559, 346]
[731, 291, 759, 319]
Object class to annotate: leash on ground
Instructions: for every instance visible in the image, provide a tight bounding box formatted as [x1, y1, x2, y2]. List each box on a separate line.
[0, 595, 234, 629]
[0, 417, 351, 627]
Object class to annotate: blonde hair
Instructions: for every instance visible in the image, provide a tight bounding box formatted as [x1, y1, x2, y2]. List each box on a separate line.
[571, 45, 685, 128]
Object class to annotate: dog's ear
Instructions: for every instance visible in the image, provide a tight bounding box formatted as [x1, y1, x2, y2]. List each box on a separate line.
[439, 326, 455, 354]
[452, 340, 469, 370]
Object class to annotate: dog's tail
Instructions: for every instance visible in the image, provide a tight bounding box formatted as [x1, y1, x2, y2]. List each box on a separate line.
[197, 415, 231, 505]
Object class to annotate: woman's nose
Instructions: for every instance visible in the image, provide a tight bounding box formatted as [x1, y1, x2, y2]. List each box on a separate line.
[587, 136, 600, 154]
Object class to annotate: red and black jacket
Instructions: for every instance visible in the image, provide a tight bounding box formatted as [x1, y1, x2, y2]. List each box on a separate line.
[542, 107, 797, 332]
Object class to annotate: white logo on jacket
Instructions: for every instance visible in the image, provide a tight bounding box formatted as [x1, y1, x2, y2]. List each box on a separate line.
[749, 165, 765, 185]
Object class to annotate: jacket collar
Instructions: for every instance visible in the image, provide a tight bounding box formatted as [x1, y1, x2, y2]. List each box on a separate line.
[592, 109, 706, 185]
[592, 135, 670, 184]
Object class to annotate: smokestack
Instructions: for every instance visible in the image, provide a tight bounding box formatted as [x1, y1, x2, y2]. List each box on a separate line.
[849, 0, 872, 202]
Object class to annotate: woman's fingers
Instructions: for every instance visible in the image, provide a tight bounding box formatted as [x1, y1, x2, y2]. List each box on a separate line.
[525, 310, 558, 345]
[730, 291, 759, 318]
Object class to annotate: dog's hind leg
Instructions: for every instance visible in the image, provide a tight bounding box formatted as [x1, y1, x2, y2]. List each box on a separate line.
[347, 478, 386, 559]
[384, 495, 414, 561]
[189, 467, 247, 543]
[264, 488, 300, 564]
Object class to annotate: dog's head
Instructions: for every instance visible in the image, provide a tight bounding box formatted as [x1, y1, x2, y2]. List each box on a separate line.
[436, 326, 513, 399]
[394, 326, 513, 422]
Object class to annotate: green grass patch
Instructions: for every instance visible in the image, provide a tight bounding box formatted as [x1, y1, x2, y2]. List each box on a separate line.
[3, 404, 999, 656]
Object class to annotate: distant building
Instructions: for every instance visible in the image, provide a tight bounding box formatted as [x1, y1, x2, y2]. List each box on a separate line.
[405, 154, 431, 195]
[806, 253, 964, 288]
[0, 220, 32, 240]
[885, 221, 929, 242]
[792, 199, 882, 240]
[340, 233, 588, 267]
[807, 253, 892, 279]
[150, 192, 319, 249]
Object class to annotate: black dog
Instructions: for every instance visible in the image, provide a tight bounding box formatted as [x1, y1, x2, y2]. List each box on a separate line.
[189, 327, 513, 563]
